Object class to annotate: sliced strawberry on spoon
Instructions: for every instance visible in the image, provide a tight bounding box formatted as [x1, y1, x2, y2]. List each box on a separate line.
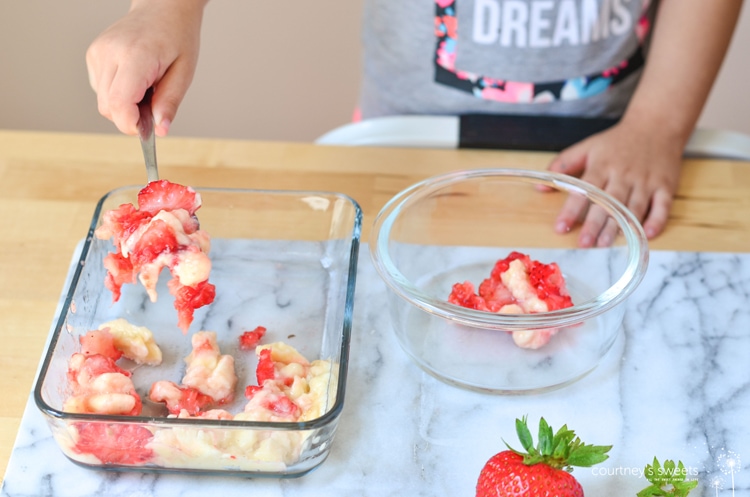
[137, 179, 201, 216]
[476, 416, 612, 497]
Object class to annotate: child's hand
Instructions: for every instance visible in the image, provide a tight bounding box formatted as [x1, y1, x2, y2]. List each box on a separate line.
[547, 120, 684, 247]
[86, 0, 206, 136]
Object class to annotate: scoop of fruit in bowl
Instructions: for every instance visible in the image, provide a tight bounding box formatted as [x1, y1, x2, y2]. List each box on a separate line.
[370, 168, 649, 394]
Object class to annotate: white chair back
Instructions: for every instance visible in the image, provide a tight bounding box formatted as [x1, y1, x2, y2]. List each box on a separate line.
[316, 115, 750, 160]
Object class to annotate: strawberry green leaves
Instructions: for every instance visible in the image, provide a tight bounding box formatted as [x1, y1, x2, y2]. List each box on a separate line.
[636, 458, 698, 497]
[504, 416, 612, 471]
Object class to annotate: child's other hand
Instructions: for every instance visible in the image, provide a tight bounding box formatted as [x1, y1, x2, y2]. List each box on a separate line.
[86, 0, 206, 136]
[547, 121, 684, 247]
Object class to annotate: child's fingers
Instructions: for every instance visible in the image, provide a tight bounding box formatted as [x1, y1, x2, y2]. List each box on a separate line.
[554, 191, 589, 235]
[107, 63, 153, 136]
[595, 217, 621, 247]
[537, 146, 587, 192]
[642, 189, 673, 239]
[578, 204, 610, 248]
[151, 58, 196, 137]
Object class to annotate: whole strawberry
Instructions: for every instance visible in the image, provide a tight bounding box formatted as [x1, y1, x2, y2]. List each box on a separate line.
[476, 416, 612, 497]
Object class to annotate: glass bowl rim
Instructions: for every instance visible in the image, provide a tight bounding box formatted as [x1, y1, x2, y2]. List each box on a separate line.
[369, 167, 649, 330]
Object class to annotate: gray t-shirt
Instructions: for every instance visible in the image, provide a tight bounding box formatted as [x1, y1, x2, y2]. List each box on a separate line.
[358, 0, 658, 119]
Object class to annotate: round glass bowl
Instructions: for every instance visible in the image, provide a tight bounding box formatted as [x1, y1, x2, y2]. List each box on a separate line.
[370, 168, 649, 394]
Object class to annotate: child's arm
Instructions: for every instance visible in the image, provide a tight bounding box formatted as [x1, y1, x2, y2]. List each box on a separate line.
[86, 0, 209, 136]
[549, 0, 744, 246]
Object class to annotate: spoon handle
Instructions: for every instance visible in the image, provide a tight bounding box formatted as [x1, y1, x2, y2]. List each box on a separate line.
[138, 87, 159, 183]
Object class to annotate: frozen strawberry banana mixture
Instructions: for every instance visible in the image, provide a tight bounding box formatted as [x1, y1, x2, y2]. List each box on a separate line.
[60, 322, 337, 471]
[64, 324, 163, 417]
[449, 251, 573, 349]
[98, 318, 163, 365]
[149, 331, 238, 415]
[95, 180, 215, 332]
[149, 342, 338, 471]
[62, 324, 164, 465]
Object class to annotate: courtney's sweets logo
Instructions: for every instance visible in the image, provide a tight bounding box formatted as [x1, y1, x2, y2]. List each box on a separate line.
[591, 462, 699, 480]
[644, 460, 699, 482]
[592, 450, 742, 496]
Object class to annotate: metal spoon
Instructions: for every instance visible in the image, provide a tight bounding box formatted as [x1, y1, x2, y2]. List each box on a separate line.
[138, 87, 159, 183]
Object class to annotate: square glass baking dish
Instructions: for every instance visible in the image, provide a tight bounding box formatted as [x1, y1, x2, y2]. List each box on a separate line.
[33, 185, 362, 477]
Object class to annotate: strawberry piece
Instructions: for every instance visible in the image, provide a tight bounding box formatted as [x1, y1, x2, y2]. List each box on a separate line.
[476, 416, 611, 497]
[137, 179, 201, 216]
[448, 282, 489, 311]
[102, 252, 136, 302]
[128, 219, 180, 267]
[528, 260, 573, 311]
[477, 277, 516, 312]
[175, 386, 216, 415]
[244, 384, 301, 418]
[72, 423, 153, 465]
[79, 329, 123, 361]
[97, 203, 151, 248]
[267, 395, 299, 416]
[168, 279, 217, 333]
[255, 348, 276, 385]
[239, 326, 267, 351]
[259, 393, 299, 417]
[149, 382, 216, 416]
[490, 251, 530, 280]
[244, 385, 262, 399]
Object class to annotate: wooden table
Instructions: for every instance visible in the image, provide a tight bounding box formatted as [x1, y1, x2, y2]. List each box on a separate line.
[1, 129, 749, 479]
